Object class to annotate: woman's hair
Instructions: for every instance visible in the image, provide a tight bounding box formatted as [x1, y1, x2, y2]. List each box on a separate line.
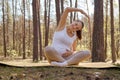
[75, 20, 84, 40]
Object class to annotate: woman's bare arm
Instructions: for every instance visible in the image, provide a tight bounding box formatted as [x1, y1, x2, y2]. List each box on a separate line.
[72, 39, 77, 51]
[56, 7, 89, 31]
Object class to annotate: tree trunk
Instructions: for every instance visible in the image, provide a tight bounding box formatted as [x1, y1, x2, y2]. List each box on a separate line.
[110, 0, 116, 63]
[12, 0, 15, 50]
[2, 0, 7, 57]
[32, 0, 39, 62]
[73, 0, 77, 20]
[14, 0, 17, 50]
[6, 0, 9, 54]
[119, 0, 120, 34]
[23, 0, 26, 59]
[47, 0, 51, 42]
[92, 0, 105, 62]
[26, 0, 31, 53]
[118, 0, 120, 57]
[86, 0, 92, 50]
[104, 0, 108, 60]
[70, 0, 73, 23]
[60, 0, 64, 14]
[44, 0, 48, 47]
[37, 0, 42, 60]
[55, 0, 60, 25]
[116, 0, 120, 58]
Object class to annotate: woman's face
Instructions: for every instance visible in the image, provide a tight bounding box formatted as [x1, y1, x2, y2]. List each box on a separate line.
[69, 21, 82, 31]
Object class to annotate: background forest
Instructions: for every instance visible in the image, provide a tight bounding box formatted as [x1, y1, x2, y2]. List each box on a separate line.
[0, 0, 119, 63]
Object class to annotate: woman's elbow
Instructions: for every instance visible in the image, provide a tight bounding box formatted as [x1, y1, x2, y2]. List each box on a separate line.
[65, 7, 71, 12]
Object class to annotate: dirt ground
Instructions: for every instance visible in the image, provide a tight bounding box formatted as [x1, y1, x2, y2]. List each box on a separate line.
[0, 65, 120, 80]
[0, 57, 120, 80]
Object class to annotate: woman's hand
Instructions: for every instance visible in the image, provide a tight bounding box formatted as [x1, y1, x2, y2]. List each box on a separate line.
[62, 49, 73, 58]
[65, 7, 89, 19]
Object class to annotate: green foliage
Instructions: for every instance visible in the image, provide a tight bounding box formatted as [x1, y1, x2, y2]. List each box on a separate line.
[7, 49, 18, 57]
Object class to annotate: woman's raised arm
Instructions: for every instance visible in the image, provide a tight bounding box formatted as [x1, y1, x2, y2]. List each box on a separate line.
[57, 7, 89, 31]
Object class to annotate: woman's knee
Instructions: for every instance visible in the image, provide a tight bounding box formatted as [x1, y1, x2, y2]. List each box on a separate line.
[45, 46, 52, 52]
[44, 46, 56, 56]
[44, 46, 51, 55]
[83, 50, 91, 58]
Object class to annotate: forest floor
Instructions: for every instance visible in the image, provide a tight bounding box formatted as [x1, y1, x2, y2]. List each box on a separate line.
[0, 56, 120, 80]
[0, 65, 120, 80]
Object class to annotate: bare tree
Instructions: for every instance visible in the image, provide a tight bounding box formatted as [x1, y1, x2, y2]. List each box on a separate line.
[116, 0, 120, 58]
[119, 0, 120, 35]
[60, 0, 64, 14]
[44, 0, 48, 47]
[92, 0, 105, 62]
[26, 0, 31, 53]
[55, 0, 60, 25]
[118, 0, 120, 56]
[48, 0, 51, 30]
[104, 0, 108, 59]
[6, 0, 9, 50]
[86, 0, 92, 50]
[44, 0, 51, 48]
[70, 0, 73, 23]
[110, 0, 116, 63]
[73, 0, 77, 20]
[22, 0, 26, 59]
[32, 0, 39, 62]
[2, 0, 7, 57]
[37, 0, 42, 60]
[12, 0, 15, 49]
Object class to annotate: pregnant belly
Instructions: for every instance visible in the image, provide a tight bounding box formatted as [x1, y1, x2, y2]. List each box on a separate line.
[55, 48, 68, 55]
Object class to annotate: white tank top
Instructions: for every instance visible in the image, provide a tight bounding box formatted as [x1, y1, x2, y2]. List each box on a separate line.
[51, 27, 77, 55]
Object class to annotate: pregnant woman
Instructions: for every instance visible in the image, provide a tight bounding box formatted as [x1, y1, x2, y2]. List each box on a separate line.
[44, 7, 91, 67]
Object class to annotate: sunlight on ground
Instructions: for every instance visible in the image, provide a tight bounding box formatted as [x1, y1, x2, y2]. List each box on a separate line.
[0, 57, 120, 68]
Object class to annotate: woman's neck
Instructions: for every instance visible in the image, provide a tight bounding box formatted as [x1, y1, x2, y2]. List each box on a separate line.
[66, 26, 76, 36]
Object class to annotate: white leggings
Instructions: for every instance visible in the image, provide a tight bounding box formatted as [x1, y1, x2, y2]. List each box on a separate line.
[44, 46, 91, 65]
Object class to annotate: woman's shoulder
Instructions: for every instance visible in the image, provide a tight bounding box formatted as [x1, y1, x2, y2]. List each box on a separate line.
[55, 26, 66, 32]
